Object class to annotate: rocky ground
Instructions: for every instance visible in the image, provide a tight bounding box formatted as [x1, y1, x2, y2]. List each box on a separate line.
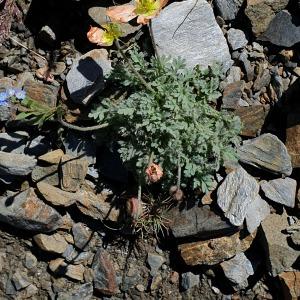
[0, 0, 300, 299]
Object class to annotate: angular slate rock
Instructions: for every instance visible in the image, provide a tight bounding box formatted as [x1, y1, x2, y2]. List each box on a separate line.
[260, 11, 300, 47]
[214, 0, 243, 20]
[0, 151, 36, 176]
[72, 222, 92, 250]
[0, 131, 28, 154]
[260, 212, 299, 276]
[32, 165, 60, 186]
[66, 49, 112, 105]
[37, 182, 77, 207]
[245, 0, 289, 36]
[220, 253, 254, 289]
[92, 249, 117, 296]
[245, 195, 270, 234]
[237, 133, 292, 176]
[181, 272, 200, 291]
[217, 167, 259, 226]
[151, 0, 232, 71]
[222, 80, 244, 109]
[56, 283, 93, 300]
[261, 178, 297, 208]
[227, 28, 248, 50]
[179, 231, 255, 266]
[234, 105, 270, 137]
[0, 188, 62, 232]
[167, 205, 236, 240]
[147, 253, 165, 277]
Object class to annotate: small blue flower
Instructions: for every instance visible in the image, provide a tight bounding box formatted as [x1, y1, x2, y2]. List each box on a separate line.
[0, 91, 8, 102]
[15, 89, 26, 100]
[6, 88, 16, 97]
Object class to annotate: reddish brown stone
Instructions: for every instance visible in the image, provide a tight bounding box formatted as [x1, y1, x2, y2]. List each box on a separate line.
[279, 272, 300, 300]
[286, 112, 300, 168]
[234, 105, 270, 137]
[24, 79, 58, 107]
[178, 231, 255, 266]
[92, 249, 117, 296]
[0, 188, 62, 232]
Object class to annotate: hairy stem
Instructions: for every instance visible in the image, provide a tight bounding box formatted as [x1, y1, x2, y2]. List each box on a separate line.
[176, 161, 182, 189]
[138, 182, 142, 202]
[149, 20, 159, 59]
[58, 115, 109, 132]
[114, 39, 155, 94]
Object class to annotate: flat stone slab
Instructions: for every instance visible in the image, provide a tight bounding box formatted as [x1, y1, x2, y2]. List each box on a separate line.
[245, 195, 270, 234]
[0, 151, 36, 176]
[151, 0, 232, 71]
[237, 133, 292, 176]
[0, 188, 62, 232]
[167, 205, 236, 240]
[260, 212, 299, 276]
[217, 167, 259, 226]
[261, 177, 297, 208]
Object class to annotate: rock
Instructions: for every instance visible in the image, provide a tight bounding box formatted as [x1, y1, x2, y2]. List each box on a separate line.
[5, 278, 17, 295]
[214, 0, 243, 20]
[237, 133, 292, 176]
[38, 25, 57, 47]
[76, 190, 120, 222]
[151, 0, 232, 71]
[0, 252, 5, 272]
[0, 188, 62, 232]
[23, 79, 58, 108]
[66, 49, 112, 105]
[147, 253, 165, 276]
[92, 248, 117, 296]
[286, 112, 300, 168]
[24, 252, 37, 269]
[167, 205, 236, 240]
[278, 272, 300, 300]
[253, 69, 271, 92]
[291, 232, 300, 247]
[72, 223, 92, 250]
[259, 11, 300, 47]
[66, 264, 85, 281]
[261, 178, 297, 208]
[74, 251, 93, 265]
[238, 51, 254, 81]
[178, 231, 255, 266]
[37, 182, 77, 207]
[88, 6, 141, 37]
[11, 271, 30, 290]
[32, 165, 60, 186]
[234, 105, 270, 137]
[245, 196, 270, 234]
[63, 132, 96, 165]
[33, 233, 68, 254]
[217, 167, 259, 226]
[0, 131, 28, 154]
[24, 284, 38, 298]
[56, 283, 93, 300]
[135, 284, 145, 292]
[60, 155, 89, 192]
[221, 66, 242, 89]
[25, 135, 51, 157]
[260, 213, 299, 276]
[38, 149, 64, 164]
[227, 28, 248, 50]
[0, 151, 36, 176]
[220, 253, 254, 289]
[181, 272, 200, 291]
[62, 244, 78, 262]
[245, 0, 289, 36]
[222, 80, 244, 109]
[0, 105, 12, 121]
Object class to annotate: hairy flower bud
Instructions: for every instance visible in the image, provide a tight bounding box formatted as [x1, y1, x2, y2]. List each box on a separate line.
[145, 163, 163, 183]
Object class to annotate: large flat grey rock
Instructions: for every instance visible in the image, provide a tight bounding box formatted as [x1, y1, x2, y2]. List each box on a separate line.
[151, 0, 232, 71]
[217, 167, 259, 226]
[237, 133, 292, 176]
